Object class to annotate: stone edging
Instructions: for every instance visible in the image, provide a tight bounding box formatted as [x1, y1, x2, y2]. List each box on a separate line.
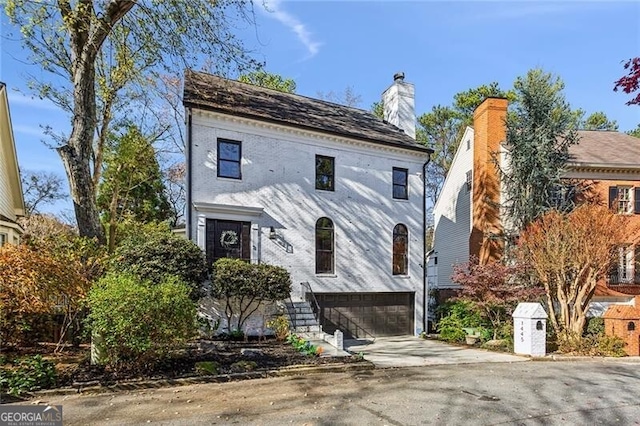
[28, 361, 375, 398]
[531, 355, 640, 362]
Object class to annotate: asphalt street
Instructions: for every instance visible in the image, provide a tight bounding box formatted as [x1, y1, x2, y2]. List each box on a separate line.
[25, 360, 640, 425]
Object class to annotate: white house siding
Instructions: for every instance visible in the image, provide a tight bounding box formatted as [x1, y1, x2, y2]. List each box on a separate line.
[0, 135, 12, 221]
[431, 127, 474, 290]
[189, 109, 428, 335]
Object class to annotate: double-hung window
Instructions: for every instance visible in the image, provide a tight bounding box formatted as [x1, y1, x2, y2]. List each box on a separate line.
[393, 168, 408, 200]
[316, 155, 335, 191]
[217, 139, 242, 179]
[609, 186, 640, 215]
[609, 245, 640, 285]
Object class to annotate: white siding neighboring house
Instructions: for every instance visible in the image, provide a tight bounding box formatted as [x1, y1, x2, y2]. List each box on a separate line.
[0, 83, 25, 245]
[184, 71, 432, 337]
[431, 127, 474, 293]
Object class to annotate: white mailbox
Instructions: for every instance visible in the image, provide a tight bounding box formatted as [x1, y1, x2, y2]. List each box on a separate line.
[512, 303, 548, 357]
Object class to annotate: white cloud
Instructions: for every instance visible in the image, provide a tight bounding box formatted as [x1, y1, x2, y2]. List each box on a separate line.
[8, 92, 60, 111]
[258, 0, 322, 59]
[13, 124, 47, 138]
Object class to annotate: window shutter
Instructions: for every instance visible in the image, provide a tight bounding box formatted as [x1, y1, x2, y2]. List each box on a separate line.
[634, 188, 640, 214]
[635, 246, 640, 283]
[609, 186, 618, 210]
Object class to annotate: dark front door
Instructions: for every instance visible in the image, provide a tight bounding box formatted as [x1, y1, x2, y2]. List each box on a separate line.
[206, 219, 251, 266]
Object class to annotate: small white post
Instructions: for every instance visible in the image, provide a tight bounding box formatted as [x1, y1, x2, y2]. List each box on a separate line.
[333, 330, 344, 351]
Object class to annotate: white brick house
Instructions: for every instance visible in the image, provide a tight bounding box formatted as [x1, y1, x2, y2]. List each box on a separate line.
[183, 71, 432, 337]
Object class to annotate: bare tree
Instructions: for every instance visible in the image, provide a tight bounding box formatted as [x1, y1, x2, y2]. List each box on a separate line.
[21, 170, 67, 216]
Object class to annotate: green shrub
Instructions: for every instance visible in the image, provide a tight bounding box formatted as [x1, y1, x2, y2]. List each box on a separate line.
[195, 361, 219, 376]
[86, 273, 197, 369]
[0, 355, 57, 396]
[218, 329, 245, 341]
[436, 315, 467, 343]
[436, 300, 485, 343]
[212, 259, 291, 332]
[586, 317, 605, 336]
[111, 226, 208, 300]
[286, 334, 323, 356]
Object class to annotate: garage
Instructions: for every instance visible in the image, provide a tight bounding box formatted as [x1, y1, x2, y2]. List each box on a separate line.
[315, 292, 414, 338]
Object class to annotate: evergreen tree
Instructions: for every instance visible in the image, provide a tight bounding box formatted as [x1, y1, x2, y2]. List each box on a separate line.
[97, 126, 171, 251]
[501, 68, 579, 232]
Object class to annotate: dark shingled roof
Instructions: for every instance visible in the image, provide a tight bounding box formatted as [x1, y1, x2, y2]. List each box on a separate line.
[569, 131, 640, 168]
[183, 70, 431, 154]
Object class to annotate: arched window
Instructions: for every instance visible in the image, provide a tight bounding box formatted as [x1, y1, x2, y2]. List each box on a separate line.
[628, 321, 636, 332]
[316, 218, 334, 274]
[393, 224, 408, 275]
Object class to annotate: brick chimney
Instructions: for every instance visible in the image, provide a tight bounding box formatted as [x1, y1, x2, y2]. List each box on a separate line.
[382, 72, 416, 139]
[469, 97, 508, 264]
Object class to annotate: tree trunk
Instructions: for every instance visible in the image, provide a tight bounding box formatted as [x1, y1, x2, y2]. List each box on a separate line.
[58, 45, 105, 243]
[59, 144, 104, 242]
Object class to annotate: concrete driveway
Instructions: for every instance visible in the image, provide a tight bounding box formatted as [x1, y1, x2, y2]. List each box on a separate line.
[344, 336, 528, 368]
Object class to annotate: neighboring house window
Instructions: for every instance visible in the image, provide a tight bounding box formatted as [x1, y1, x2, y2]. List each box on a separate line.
[392, 168, 408, 200]
[217, 139, 242, 179]
[628, 322, 636, 332]
[609, 245, 640, 285]
[316, 155, 335, 191]
[205, 219, 251, 266]
[393, 224, 408, 275]
[465, 171, 472, 192]
[609, 186, 640, 214]
[316, 217, 334, 274]
[0, 233, 6, 246]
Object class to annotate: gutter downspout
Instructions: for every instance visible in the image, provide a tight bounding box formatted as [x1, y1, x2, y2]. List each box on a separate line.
[186, 108, 193, 240]
[422, 157, 431, 334]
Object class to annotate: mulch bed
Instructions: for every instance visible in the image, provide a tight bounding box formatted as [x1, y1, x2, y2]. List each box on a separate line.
[47, 338, 360, 387]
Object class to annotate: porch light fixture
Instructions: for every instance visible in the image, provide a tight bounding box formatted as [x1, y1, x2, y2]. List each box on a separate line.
[269, 226, 276, 239]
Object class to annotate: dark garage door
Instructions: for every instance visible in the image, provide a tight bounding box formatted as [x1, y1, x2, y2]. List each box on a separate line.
[315, 292, 414, 338]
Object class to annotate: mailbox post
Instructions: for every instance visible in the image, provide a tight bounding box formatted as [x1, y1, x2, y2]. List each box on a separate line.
[512, 303, 548, 357]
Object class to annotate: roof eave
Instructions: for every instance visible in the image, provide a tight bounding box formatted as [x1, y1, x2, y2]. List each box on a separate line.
[184, 101, 433, 155]
[567, 162, 640, 172]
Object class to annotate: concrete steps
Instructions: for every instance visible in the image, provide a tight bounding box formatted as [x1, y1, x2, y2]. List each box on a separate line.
[285, 301, 322, 334]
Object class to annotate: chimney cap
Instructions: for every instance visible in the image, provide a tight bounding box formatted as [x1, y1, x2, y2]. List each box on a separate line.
[393, 72, 405, 82]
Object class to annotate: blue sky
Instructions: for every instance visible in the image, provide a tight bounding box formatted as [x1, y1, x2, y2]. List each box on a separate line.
[1, 1, 639, 216]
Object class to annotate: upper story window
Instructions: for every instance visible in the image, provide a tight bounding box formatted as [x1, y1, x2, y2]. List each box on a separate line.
[217, 139, 242, 179]
[393, 224, 408, 275]
[316, 217, 334, 274]
[393, 167, 408, 200]
[0, 233, 6, 246]
[316, 155, 335, 191]
[609, 244, 640, 285]
[609, 186, 640, 215]
[465, 171, 472, 192]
